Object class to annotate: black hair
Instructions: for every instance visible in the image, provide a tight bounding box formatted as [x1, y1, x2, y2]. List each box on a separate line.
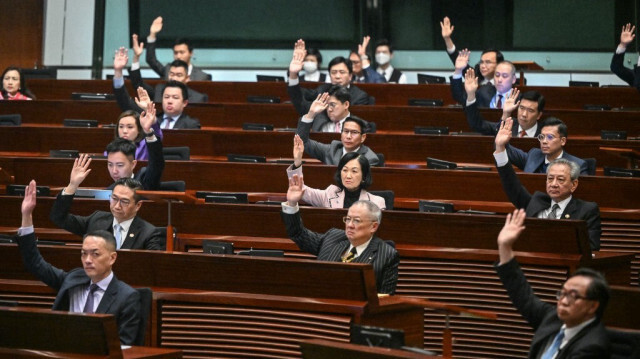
[344, 116, 367, 134]
[1, 66, 36, 99]
[168, 59, 189, 74]
[306, 47, 323, 66]
[481, 48, 504, 63]
[569, 267, 610, 319]
[541, 117, 568, 138]
[163, 80, 189, 101]
[174, 38, 194, 53]
[519, 91, 545, 113]
[328, 85, 351, 104]
[105, 138, 137, 160]
[113, 177, 143, 202]
[115, 110, 143, 143]
[375, 39, 394, 53]
[328, 56, 353, 74]
[333, 152, 373, 190]
[84, 230, 117, 251]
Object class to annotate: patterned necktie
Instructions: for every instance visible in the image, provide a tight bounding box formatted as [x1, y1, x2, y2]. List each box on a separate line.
[496, 95, 503, 109]
[114, 223, 122, 249]
[519, 130, 527, 137]
[541, 329, 565, 359]
[163, 116, 173, 129]
[82, 283, 99, 313]
[546, 204, 560, 219]
[342, 247, 357, 263]
[335, 121, 341, 133]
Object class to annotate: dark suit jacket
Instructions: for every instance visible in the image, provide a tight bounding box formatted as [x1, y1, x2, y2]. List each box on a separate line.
[17, 231, 141, 344]
[127, 67, 208, 104]
[281, 210, 399, 294]
[299, 73, 327, 82]
[103, 135, 164, 191]
[287, 83, 373, 118]
[50, 192, 165, 250]
[352, 66, 386, 84]
[450, 76, 495, 107]
[145, 41, 210, 81]
[447, 50, 489, 84]
[506, 146, 588, 175]
[610, 51, 636, 87]
[496, 258, 610, 358]
[296, 119, 379, 166]
[463, 101, 541, 137]
[157, 113, 201, 129]
[497, 162, 601, 250]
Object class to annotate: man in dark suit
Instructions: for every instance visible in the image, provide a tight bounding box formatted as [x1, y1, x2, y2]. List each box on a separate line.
[18, 180, 141, 344]
[495, 209, 610, 358]
[464, 77, 544, 137]
[494, 119, 601, 250]
[288, 39, 373, 129]
[297, 92, 379, 166]
[350, 36, 386, 84]
[105, 136, 164, 191]
[145, 16, 210, 81]
[281, 175, 399, 294]
[496, 117, 588, 175]
[610, 23, 640, 92]
[50, 154, 164, 250]
[112, 46, 203, 129]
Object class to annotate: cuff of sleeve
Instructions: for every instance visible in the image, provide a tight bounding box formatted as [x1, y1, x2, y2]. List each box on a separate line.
[113, 76, 125, 89]
[452, 73, 462, 79]
[18, 226, 35, 236]
[131, 62, 140, 71]
[493, 150, 509, 167]
[466, 98, 476, 107]
[146, 37, 156, 43]
[145, 135, 158, 143]
[281, 202, 299, 214]
[616, 45, 627, 55]
[447, 45, 456, 54]
[301, 115, 313, 123]
[288, 77, 299, 86]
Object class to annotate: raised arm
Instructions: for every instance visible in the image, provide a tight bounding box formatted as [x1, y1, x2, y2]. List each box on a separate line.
[288, 39, 306, 81]
[146, 16, 166, 78]
[619, 23, 636, 50]
[454, 48, 470, 76]
[286, 174, 306, 207]
[494, 117, 513, 154]
[501, 88, 520, 121]
[131, 34, 144, 64]
[113, 47, 128, 81]
[358, 36, 373, 69]
[440, 16, 455, 53]
[293, 134, 304, 167]
[497, 209, 526, 264]
[65, 154, 92, 194]
[464, 67, 478, 103]
[21, 180, 37, 228]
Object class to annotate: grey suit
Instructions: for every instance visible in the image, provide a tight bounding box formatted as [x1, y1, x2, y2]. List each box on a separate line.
[17, 231, 141, 344]
[50, 193, 165, 250]
[146, 41, 210, 81]
[281, 210, 399, 294]
[296, 120, 379, 166]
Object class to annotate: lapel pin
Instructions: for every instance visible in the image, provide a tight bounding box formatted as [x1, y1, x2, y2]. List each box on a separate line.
[129, 233, 134, 237]
[564, 214, 570, 219]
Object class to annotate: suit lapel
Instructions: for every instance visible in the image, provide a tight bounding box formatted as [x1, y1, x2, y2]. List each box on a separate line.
[120, 217, 140, 249]
[332, 241, 350, 262]
[353, 237, 379, 264]
[95, 277, 119, 314]
[561, 198, 577, 220]
[526, 192, 551, 217]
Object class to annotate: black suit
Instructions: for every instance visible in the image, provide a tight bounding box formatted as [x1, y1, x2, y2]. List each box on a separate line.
[497, 162, 601, 250]
[463, 101, 541, 137]
[157, 113, 201, 130]
[450, 76, 495, 107]
[496, 258, 610, 358]
[610, 50, 640, 92]
[146, 41, 210, 81]
[103, 135, 164, 191]
[281, 210, 399, 294]
[50, 192, 164, 250]
[128, 67, 208, 104]
[17, 231, 141, 344]
[287, 83, 373, 119]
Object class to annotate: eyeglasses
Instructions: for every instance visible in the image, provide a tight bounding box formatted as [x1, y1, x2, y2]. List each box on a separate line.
[342, 216, 375, 226]
[110, 195, 132, 207]
[537, 133, 557, 142]
[342, 129, 361, 136]
[556, 290, 590, 304]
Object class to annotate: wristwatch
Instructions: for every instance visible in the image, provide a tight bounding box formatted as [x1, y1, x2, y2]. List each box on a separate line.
[144, 129, 155, 138]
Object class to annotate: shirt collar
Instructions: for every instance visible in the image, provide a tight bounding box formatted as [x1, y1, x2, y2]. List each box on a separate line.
[551, 195, 572, 215]
[545, 150, 564, 164]
[112, 217, 135, 233]
[560, 317, 597, 349]
[348, 236, 373, 257]
[519, 123, 538, 138]
[92, 271, 114, 290]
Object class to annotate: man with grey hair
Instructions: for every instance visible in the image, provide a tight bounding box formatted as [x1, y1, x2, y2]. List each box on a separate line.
[281, 174, 399, 294]
[494, 119, 601, 250]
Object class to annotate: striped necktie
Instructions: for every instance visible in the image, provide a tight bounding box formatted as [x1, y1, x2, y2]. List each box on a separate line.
[342, 247, 357, 263]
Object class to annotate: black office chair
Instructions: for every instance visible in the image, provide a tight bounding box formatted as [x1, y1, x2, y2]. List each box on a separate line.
[376, 153, 385, 167]
[607, 328, 640, 359]
[365, 121, 377, 134]
[0, 114, 21, 126]
[162, 146, 190, 160]
[159, 181, 186, 192]
[369, 190, 395, 210]
[583, 158, 597, 176]
[134, 287, 153, 346]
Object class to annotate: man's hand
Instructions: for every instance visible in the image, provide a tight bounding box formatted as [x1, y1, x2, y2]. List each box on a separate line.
[139, 100, 157, 133]
[21, 180, 37, 228]
[113, 47, 129, 78]
[132, 34, 145, 62]
[440, 17, 455, 51]
[494, 117, 513, 153]
[358, 36, 372, 68]
[286, 174, 305, 207]
[497, 209, 526, 264]
[293, 134, 304, 167]
[66, 154, 92, 194]
[464, 67, 478, 100]
[134, 86, 152, 111]
[454, 48, 470, 75]
[502, 88, 520, 120]
[148, 16, 163, 41]
[306, 92, 329, 119]
[620, 23, 636, 48]
[288, 39, 306, 80]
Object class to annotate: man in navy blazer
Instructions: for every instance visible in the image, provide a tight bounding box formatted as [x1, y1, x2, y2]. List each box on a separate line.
[50, 154, 164, 250]
[495, 209, 610, 358]
[18, 180, 141, 345]
[281, 175, 399, 294]
[494, 119, 601, 250]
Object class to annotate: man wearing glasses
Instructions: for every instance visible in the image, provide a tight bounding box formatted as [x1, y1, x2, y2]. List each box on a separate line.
[287, 39, 374, 133]
[494, 119, 601, 250]
[496, 116, 588, 175]
[50, 154, 164, 250]
[495, 209, 610, 357]
[281, 179, 399, 294]
[296, 89, 380, 166]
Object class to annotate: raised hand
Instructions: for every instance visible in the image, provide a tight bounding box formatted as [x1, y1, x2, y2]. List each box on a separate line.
[464, 67, 478, 99]
[139, 100, 157, 133]
[149, 16, 163, 39]
[113, 47, 129, 73]
[494, 117, 513, 152]
[134, 86, 152, 111]
[288, 39, 306, 79]
[358, 36, 372, 67]
[286, 174, 305, 206]
[502, 88, 521, 117]
[293, 134, 304, 167]
[307, 92, 329, 119]
[620, 23, 636, 47]
[440, 16, 454, 39]
[21, 180, 37, 227]
[454, 48, 470, 74]
[67, 154, 92, 194]
[497, 209, 526, 264]
[132, 34, 145, 61]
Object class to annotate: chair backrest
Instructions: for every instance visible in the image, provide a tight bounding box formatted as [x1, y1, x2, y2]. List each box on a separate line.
[369, 190, 395, 210]
[375, 153, 385, 167]
[159, 181, 186, 192]
[134, 287, 153, 346]
[583, 158, 597, 176]
[162, 146, 190, 161]
[607, 328, 640, 359]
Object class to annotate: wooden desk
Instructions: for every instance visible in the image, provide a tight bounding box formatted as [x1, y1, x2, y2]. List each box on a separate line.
[300, 339, 440, 359]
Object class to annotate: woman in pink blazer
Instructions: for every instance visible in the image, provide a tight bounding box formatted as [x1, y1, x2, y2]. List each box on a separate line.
[286, 134, 386, 209]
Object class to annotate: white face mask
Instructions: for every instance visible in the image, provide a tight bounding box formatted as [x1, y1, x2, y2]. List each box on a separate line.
[375, 52, 390, 65]
[303, 61, 318, 74]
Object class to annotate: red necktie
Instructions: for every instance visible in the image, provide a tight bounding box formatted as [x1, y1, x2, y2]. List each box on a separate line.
[335, 122, 341, 133]
[519, 130, 526, 137]
[496, 95, 503, 109]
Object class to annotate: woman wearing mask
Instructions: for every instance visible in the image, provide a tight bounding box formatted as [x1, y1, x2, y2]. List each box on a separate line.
[299, 48, 327, 83]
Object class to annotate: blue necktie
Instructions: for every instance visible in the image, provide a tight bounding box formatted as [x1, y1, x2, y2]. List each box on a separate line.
[82, 283, 99, 313]
[114, 223, 122, 249]
[541, 329, 565, 359]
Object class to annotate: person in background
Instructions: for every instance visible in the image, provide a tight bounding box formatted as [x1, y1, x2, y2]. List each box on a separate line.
[106, 109, 163, 161]
[299, 47, 326, 82]
[1, 66, 35, 100]
[374, 39, 407, 84]
[610, 23, 640, 92]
